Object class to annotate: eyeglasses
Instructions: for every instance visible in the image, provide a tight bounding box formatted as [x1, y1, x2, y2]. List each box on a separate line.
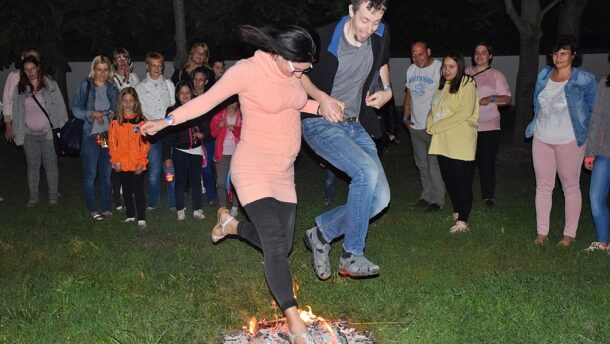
[288, 61, 313, 75]
[114, 55, 129, 62]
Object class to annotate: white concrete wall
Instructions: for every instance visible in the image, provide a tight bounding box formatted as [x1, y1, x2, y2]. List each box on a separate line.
[1, 54, 608, 111]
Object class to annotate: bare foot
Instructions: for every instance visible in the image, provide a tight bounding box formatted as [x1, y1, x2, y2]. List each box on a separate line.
[211, 207, 238, 243]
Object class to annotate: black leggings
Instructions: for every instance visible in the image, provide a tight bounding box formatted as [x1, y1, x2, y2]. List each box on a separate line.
[237, 198, 297, 311]
[120, 171, 146, 221]
[437, 155, 475, 222]
[476, 130, 500, 200]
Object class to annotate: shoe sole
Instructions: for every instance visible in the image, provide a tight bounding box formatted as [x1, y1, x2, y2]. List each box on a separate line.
[338, 267, 380, 278]
[303, 232, 331, 281]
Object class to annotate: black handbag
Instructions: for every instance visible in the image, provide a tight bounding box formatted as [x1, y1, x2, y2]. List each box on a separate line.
[31, 93, 82, 157]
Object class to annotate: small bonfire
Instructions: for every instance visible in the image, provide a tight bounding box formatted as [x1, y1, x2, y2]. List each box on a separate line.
[221, 306, 375, 344]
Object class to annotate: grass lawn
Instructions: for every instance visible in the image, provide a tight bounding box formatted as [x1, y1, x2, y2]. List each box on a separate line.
[1, 127, 609, 344]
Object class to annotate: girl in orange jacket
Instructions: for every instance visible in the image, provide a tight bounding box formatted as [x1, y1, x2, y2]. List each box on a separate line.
[109, 87, 150, 228]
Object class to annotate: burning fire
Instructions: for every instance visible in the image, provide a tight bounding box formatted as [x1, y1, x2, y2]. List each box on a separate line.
[223, 283, 374, 344]
[247, 316, 258, 335]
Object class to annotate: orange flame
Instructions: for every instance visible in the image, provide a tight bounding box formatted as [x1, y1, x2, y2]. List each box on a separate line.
[293, 281, 300, 299]
[247, 316, 258, 335]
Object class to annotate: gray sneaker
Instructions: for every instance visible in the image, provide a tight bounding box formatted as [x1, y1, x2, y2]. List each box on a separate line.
[339, 254, 380, 278]
[303, 227, 331, 280]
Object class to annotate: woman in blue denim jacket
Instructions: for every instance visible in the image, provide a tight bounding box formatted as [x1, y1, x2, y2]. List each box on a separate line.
[525, 35, 597, 247]
[72, 55, 119, 221]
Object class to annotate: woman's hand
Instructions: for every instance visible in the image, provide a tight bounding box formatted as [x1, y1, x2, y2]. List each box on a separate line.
[194, 132, 204, 140]
[318, 95, 345, 123]
[135, 164, 143, 175]
[140, 119, 168, 136]
[227, 124, 235, 131]
[479, 96, 493, 106]
[91, 110, 105, 125]
[584, 161, 593, 170]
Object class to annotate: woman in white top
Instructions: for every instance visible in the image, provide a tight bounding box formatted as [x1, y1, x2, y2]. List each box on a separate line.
[525, 35, 597, 247]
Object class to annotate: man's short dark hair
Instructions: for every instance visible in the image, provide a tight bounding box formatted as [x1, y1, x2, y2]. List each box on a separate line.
[351, 0, 387, 12]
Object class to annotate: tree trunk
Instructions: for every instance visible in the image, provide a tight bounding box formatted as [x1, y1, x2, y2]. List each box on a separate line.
[512, 35, 541, 144]
[557, 0, 589, 39]
[173, 0, 188, 70]
[51, 62, 71, 112]
[504, 0, 561, 145]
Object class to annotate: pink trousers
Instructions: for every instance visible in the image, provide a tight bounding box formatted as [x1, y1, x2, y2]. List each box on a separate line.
[532, 139, 585, 238]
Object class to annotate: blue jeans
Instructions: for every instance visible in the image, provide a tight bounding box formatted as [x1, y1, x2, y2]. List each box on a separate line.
[147, 142, 175, 208]
[81, 135, 112, 213]
[590, 155, 610, 243]
[324, 168, 336, 201]
[302, 118, 391, 255]
[202, 141, 217, 203]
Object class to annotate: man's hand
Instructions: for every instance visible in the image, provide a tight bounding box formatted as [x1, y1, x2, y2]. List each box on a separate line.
[135, 164, 143, 175]
[365, 88, 393, 109]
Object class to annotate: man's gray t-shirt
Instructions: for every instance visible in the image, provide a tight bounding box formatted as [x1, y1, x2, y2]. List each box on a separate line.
[331, 32, 373, 119]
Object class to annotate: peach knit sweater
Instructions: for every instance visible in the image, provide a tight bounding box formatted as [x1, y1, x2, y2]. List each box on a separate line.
[169, 51, 318, 205]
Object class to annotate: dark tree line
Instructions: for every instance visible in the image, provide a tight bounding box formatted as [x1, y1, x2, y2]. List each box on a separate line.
[1, 0, 608, 143]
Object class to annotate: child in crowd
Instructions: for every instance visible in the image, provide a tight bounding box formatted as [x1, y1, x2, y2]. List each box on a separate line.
[210, 97, 242, 216]
[162, 81, 205, 221]
[109, 87, 150, 228]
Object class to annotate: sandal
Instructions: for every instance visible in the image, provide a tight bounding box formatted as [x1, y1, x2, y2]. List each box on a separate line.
[287, 331, 314, 344]
[557, 236, 575, 247]
[533, 234, 548, 246]
[212, 208, 235, 243]
[91, 212, 104, 221]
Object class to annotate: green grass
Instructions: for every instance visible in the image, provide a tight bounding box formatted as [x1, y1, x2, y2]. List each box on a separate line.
[1, 132, 610, 344]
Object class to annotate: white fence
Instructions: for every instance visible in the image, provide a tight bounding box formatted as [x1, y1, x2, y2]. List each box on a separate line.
[1, 54, 608, 110]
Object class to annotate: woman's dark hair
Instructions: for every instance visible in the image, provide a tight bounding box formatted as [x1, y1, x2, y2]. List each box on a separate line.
[551, 35, 582, 68]
[471, 42, 494, 66]
[439, 51, 473, 94]
[18, 55, 45, 94]
[240, 25, 316, 63]
[174, 81, 193, 106]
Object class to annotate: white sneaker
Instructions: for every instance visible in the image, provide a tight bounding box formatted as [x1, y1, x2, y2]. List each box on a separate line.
[177, 209, 186, 221]
[137, 220, 147, 229]
[124, 217, 136, 223]
[193, 209, 205, 220]
[229, 206, 238, 217]
[584, 241, 609, 252]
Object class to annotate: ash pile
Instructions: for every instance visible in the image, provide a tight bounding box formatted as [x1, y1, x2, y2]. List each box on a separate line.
[222, 319, 375, 344]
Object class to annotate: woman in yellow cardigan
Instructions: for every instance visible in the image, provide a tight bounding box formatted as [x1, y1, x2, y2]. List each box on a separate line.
[427, 51, 480, 233]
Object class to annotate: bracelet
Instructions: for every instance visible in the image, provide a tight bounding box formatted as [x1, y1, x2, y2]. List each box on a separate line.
[164, 114, 174, 126]
[383, 83, 392, 90]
